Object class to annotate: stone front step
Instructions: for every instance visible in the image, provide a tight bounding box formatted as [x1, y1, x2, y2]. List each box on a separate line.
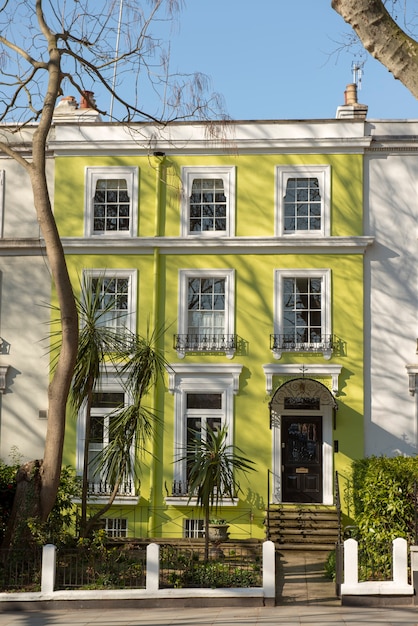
[266, 504, 339, 551]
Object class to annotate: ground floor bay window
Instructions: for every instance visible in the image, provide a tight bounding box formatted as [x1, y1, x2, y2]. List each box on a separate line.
[76, 369, 137, 503]
[166, 363, 243, 505]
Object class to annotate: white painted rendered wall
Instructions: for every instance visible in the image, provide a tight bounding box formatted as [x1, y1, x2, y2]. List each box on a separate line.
[365, 138, 418, 456]
[0, 156, 52, 462]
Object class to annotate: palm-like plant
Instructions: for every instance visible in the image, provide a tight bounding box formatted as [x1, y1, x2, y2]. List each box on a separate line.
[84, 329, 168, 536]
[185, 425, 255, 560]
[71, 274, 127, 535]
[71, 274, 169, 536]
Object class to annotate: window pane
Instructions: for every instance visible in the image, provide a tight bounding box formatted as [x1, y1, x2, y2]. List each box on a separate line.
[284, 177, 321, 232]
[187, 393, 222, 409]
[282, 276, 323, 343]
[93, 178, 130, 233]
[189, 178, 227, 232]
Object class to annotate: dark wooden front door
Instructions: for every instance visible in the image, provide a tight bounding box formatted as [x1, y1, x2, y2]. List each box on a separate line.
[282, 416, 323, 503]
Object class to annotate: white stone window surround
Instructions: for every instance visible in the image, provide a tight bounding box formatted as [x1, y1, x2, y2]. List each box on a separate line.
[273, 268, 332, 360]
[180, 166, 236, 237]
[166, 363, 243, 506]
[82, 268, 138, 336]
[276, 165, 331, 237]
[84, 166, 138, 237]
[177, 268, 236, 359]
[75, 366, 138, 505]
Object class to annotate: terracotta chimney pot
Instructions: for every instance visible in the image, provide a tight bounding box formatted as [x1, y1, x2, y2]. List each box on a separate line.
[344, 83, 358, 106]
[80, 91, 96, 109]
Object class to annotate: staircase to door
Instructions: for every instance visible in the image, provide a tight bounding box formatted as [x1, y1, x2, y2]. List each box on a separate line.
[266, 504, 339, 551]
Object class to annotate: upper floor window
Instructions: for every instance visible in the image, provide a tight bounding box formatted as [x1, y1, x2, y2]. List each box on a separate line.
[175, 269, 236, 358]
[181, 167, 236, 237]
[83, 269, 137, 336]
[85, 167, 138, 237]
[272, 269, 332, 359]
[276, 166, 330, 237]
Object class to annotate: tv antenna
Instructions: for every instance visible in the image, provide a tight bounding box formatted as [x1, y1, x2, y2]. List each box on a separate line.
[352, 61, 364, 90]
[109, 0, 124, 119]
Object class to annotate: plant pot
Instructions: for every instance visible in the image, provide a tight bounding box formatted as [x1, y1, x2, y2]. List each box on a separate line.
[206, 523, 230, 543]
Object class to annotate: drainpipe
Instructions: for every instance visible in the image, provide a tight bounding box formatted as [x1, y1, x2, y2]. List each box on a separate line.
[149, 152, 166, 536]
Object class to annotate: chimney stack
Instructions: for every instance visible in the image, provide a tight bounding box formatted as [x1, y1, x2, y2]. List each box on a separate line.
[336, 83, 368, 119]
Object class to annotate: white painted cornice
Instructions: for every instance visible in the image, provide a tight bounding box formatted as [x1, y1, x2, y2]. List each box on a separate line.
[58, 236, 374, 255]
[50, 119, 373, 155]
[0, 236, 374, 256]
[262, 363, 342, 395]
[0, 239, 45, 255]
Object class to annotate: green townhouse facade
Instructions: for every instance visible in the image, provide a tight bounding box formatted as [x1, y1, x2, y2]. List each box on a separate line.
[51, 96, 372, 540]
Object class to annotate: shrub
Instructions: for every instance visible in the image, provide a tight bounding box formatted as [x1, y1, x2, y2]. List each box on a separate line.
[0, 454, 20, 543]
[350, 455, 418, 579]
[182, 561, 259, 588]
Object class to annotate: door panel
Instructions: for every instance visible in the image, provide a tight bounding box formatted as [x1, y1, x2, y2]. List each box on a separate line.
[282, 416, 322, 503]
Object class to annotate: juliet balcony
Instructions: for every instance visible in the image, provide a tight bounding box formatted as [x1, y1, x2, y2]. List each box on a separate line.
[174, 333, 237, 359]
[270, 334, 335, 360]
[87, 479, 138, 504]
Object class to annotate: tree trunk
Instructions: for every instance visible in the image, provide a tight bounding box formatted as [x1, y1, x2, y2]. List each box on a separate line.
[28, 44, 79, 522]
[332, 0, 418, 99]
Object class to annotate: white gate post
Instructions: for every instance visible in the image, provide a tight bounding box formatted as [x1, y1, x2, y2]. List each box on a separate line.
[344, 538, 358, 586]
[262, 540, 275, 600]
[146, 543, 160, 592]
[393, 537, 408, 586]
[41, 544, 56, 594]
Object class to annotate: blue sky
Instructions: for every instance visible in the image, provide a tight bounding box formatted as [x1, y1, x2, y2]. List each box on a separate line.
[164, 1, 418, 121]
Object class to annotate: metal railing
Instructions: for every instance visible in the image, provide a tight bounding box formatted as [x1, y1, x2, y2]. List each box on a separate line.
[159, 543, 262, 589]
[88, 479, 135, 496]
[56, 545, 146, 590]
[0, 547, 42, 592]
[173, 333, 237, 355]
[270, 333, 335, 358]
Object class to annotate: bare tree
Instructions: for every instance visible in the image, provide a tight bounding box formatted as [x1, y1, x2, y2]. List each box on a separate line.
[332, 0, 418, 99]
[0, 0, 225, 542]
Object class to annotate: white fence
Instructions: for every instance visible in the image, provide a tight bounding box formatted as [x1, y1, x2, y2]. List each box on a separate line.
[0, 541, 276, 605]
[341, 537, 414, 597]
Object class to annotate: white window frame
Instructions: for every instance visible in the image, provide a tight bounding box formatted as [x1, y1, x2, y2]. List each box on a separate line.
[82, 268, 137, 336]
[273, 268, 331, 360]
[75, 367, 138, 504]
[166, 363, 243, 506]
[181, 166, 236, 237]
[177, 269, 235, 359]
[105, 517, 128, 538]
[184, 518, 204, 538]
[275, 165, 330, 237]
[84, 166, 138, 237]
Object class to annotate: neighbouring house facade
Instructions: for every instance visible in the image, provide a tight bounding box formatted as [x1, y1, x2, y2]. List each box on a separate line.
[0, 128, 52, 464]
[1, 87, 418, 540]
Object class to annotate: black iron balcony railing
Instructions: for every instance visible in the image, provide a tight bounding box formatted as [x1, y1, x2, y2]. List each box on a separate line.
[171, 480, 189, 497]
[88, 479, 135, 497]
[174, 333, 237, 357]
[270, 333, 335, 360]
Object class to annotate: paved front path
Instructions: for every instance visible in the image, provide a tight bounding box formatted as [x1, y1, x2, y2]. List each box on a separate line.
[1, 605, 418, 625]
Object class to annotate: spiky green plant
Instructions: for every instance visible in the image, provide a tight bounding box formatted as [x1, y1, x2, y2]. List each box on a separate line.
[184, 425, 255, 560]
[71, 274, 128, 535]
[84, 329, 169, 535]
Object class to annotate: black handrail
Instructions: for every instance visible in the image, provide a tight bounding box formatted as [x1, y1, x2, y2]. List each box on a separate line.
[334, 471, 343, 597]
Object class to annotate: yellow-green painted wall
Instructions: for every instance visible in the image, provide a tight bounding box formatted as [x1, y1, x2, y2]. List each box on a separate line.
[57, 149, 364, 540]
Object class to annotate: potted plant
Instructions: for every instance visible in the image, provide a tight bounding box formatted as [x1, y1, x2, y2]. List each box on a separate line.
[184, 425, 255, 560]
[207, 518, 229, 543]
